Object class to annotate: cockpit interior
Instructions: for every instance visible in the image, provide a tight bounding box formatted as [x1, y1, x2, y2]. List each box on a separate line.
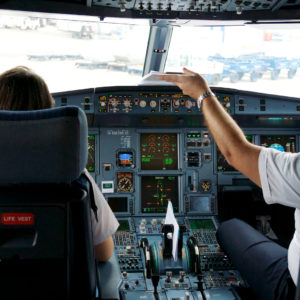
[0, 0, 300, 299]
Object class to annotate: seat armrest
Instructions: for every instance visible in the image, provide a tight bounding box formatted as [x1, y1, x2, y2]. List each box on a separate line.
[97, 250, 121, 300]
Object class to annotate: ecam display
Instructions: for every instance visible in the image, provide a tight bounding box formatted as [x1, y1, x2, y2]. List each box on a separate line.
[140, 133, 178, 170]
[141, 176, 179, 213]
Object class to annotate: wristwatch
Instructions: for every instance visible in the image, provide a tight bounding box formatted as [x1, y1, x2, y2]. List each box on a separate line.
[197, 91, 215, 109]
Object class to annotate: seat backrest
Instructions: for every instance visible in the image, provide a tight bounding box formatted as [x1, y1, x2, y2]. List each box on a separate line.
[0, 106, 96, 300]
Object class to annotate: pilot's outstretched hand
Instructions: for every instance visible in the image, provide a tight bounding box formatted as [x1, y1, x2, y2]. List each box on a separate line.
[158, 68, 211, 100]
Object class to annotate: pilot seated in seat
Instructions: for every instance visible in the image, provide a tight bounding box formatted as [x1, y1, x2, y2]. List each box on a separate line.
[0, 66, 119, 262]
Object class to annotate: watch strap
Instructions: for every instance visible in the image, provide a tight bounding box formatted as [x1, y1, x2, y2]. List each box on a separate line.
[197, 91, 215, 109]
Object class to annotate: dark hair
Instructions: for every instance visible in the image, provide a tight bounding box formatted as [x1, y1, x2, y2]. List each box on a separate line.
[0, 66, 55, 110]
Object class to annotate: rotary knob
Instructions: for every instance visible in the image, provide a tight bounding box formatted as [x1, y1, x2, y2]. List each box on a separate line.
[110, 99, 118, 107]
[139, 100, 147, 108]
[123, 99, 131, 108]
[173, 99, 180, 108]
[185, 100, 193, 109]
[140, 218, 147, 225]
[150, 100, 157, 108]
[151, 218, 157, 226]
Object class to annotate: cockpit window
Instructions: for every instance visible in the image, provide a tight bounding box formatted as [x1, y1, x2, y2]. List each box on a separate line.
[0, 11, 149, 92]
[165, 24, 300, 98]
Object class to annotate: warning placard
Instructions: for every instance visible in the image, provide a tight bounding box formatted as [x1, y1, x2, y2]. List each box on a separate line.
[1, 213, 34, 225]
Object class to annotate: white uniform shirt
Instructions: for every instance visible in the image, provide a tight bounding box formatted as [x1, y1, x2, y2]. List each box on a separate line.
[84, 169, 119, 245]
[259, 147, 300, 285]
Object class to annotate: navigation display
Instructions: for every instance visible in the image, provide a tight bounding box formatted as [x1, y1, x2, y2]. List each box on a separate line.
[261, 135, 296, 152]
[141, 176, 178, 213]
[87, 135, 95, 172]
[217, 135, 252, 172]
[141, 133, 178, 170]
[107, 197, 128, 213]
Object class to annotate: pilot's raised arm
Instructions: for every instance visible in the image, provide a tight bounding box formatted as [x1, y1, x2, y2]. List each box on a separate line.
[158, 68, 262, 186]
[159, 68, 299, 299]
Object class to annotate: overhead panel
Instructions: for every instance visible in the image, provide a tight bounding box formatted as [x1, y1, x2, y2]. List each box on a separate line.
[92, 0, 290, 13]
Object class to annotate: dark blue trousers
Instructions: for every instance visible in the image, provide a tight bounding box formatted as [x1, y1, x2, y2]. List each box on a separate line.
[217, 218, 296, 300]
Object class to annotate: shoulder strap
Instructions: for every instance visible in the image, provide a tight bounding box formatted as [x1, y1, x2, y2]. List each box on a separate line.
[81, 173, 99, 222]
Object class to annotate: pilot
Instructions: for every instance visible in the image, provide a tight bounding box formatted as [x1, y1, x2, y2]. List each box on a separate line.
[159, 68, 298, 300]
[0, 66, 119, 262]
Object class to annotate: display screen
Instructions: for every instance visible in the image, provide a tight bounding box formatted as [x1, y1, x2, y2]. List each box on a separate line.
[117, 151, 134, 167]
[107, 197, 128, 213]
[189, 219, 215, 230]
[117, 220, 130, 231]
[217, 135, 252, 172]
[141, 176, 178, 213]
[261, 135, 296, 152]
[87, 135, 95, 172]
[141, 133, 178, 170]
[190, 196, 211, 214]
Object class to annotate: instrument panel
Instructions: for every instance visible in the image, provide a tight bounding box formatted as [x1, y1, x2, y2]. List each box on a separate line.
[53, 86, 300, 299]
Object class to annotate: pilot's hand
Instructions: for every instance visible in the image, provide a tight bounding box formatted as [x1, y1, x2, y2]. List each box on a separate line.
[158, 68, 211, 100]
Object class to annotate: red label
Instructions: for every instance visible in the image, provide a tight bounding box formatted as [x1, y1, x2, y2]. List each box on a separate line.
[1, 213, 34, 225]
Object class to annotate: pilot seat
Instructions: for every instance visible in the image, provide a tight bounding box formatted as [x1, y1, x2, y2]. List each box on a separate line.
[0, 106, 97, 300]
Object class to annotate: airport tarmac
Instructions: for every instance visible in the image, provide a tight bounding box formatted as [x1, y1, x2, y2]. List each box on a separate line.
[0, 26, 299, 98]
